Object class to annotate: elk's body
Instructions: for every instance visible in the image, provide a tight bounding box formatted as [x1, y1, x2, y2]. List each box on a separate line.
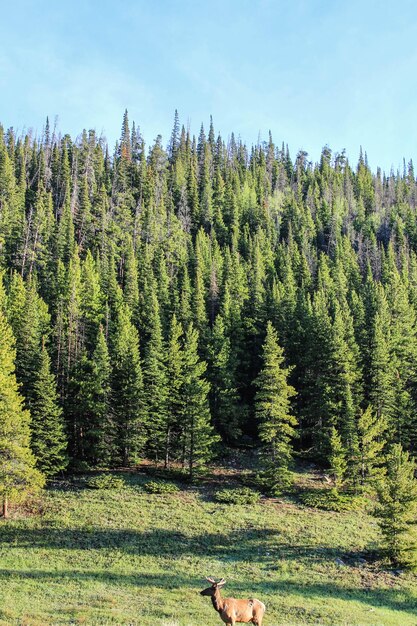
[201, 578, 265, 626]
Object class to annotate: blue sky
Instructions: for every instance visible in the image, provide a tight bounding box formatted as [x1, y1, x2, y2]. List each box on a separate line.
[1, 0, 416, 171]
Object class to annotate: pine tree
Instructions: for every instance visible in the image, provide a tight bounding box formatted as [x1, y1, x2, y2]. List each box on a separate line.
[30, 342, 67, 476]
[7, 275, 51, 409]
[91, 327, 113, 464]
[357, 405, 387, 489]
[0, 277, 44, 517]
[208, 314, 240, 442]
[375, 444, 417, 569]
[67, 326, 111, 465]
[111, 305, 147, 466]
[328, 426, 347, 489]
[255, 322, 297, 492]
[142, 288, 168, 462]
[181, 324, 219, 478]
[368, 291, 396, 423]
[80, 250, 103, 353]
[164, 314, 184, 468]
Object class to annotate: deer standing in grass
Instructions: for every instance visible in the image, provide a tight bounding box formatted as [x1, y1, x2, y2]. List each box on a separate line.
[200, 577, 265, 626]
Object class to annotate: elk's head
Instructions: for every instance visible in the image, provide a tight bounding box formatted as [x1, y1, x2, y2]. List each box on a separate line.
[200, 577, 226, 596]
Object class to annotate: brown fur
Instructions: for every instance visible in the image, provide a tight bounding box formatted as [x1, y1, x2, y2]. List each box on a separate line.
[200, 578, 265, 626]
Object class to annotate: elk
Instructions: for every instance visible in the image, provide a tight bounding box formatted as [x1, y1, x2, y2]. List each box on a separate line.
[200, 577, 265, 626]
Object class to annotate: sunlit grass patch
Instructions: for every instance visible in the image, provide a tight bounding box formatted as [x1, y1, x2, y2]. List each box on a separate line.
[0, 465, 416, 625]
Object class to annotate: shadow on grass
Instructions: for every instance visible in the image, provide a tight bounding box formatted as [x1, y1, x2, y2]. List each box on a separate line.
[0, 524, 371, 566]
[0, 525, 279, 558]
[0, 569, 202, 589]
[0, 568, 415, 616]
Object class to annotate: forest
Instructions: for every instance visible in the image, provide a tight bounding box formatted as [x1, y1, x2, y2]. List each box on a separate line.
[1, 110, 417, 527]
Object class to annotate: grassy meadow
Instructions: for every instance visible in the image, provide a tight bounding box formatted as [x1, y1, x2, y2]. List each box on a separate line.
[0, 461, 416, 626]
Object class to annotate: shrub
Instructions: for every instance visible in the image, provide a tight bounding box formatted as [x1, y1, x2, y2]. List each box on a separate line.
[144, 480, 180, 494]
[299, 488, 366, 512]
[256, 466, 295, 497]
[85, 474, 125, 490]
[214, 486, 261, 505]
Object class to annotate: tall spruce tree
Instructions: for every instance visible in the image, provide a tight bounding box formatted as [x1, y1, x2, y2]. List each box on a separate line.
[164, 314, 184, 468]
[111, 304, 147, 466]
[0, 277, 44, 517]
[142, 288, 168, 463]
[30, 342, 67, 476]
[328, 426, 347, 489]
[208, 314, 240, 442]
[375, 444, 417, 569]
[181, 324, 219, 478]
[255, 321, 297, 492]
[67, 326, 111, 465]
[357, 405, 387, 489]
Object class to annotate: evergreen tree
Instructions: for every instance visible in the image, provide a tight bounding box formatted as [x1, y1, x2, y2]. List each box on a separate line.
[181, 324, 219, 478]
[208, 314, 240, 442]
[375, 444, 417, 569]
[111, 305, 147, 465]
[357, 405, 387, 489]
[255, 322, 297, 491]
[30, 342, 67, 476]
[142, 289, 168, 462]
[164, 314, 184, 468]
[328, 426, 347, 489]
[0, 277, 44, 517]
[67, 326, 111, 465]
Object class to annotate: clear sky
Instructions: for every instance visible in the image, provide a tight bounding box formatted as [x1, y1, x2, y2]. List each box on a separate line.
[1, 0, 416, 172]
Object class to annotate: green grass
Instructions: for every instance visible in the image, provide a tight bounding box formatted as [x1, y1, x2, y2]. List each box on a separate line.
[0, 467, 416, 626]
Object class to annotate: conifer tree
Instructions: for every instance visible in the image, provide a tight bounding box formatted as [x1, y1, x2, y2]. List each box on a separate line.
[111, 304, 147, 466]
[30, 342, 67, 476]
[7, 275, 51, 408]
[67, 326, 111, 465]
[181, 324, 218, 478]
[164, 314, 184, 468]
[208, 314, 240, 442]
[142, 288, 168, 462]
[80, 250, 103, 353]
[368, 290, 396, 423]
[375, 444, 417, 569]
[357, 405, 387, 489]
[0, 277, 44, 517]
[255, 322, 297, 492]
[328, 426, 347, 489]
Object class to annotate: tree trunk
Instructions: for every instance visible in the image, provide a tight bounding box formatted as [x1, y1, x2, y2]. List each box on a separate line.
[164, 427, 171, 469]
[2, 496, 8, 519]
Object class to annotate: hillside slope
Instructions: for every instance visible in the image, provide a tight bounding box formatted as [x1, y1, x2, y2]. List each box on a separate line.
[0, 465, 416, 626]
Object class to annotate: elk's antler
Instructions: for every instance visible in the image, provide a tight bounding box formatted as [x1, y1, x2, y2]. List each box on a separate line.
[206, 577, 217, 584]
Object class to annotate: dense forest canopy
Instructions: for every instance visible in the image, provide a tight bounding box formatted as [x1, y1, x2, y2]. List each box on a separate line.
[1, 110, 417, 483]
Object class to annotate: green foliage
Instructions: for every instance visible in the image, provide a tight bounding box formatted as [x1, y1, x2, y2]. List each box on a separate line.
[85, 473, 125, 490]
[181, 324, 220, 477]
[300, 488, 366, 512]
[374, 444, 417, 569]
[111, 304, 147, 466]
[3, 112, 417, 484]
[357, 405, 387, 489]
[143, 480, 180, 494]
[255, 321, 296, 491]
[30, 343, 67, 476]
[329, 427, 347, 489]
[1, 465, 416, 626]
[214, 486, 261, 504]
[257, 465, 295, 496]
[0, 277, 45, 514]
